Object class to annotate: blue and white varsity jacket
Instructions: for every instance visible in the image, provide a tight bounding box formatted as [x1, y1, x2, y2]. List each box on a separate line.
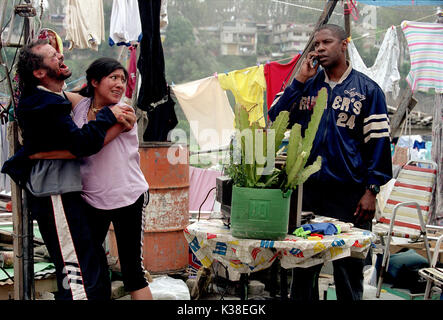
[268, 65, 393, 188]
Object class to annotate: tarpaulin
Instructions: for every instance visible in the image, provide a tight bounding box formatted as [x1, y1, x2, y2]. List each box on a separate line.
[358, 1, 442, 6]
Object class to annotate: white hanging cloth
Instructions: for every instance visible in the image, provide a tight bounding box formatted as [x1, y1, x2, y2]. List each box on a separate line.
[172, 77, 235, 152]
[65, 0, 105, 51]
[348, 26, 401, 99]
[109, 0, 142, 46]
[160, 0, 169, 31]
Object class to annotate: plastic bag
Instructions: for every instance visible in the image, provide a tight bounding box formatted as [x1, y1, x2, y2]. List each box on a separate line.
[149, 275, 191, 300]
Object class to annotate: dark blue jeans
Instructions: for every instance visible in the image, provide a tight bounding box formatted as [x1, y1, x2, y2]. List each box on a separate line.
[290, 181, 371, 301]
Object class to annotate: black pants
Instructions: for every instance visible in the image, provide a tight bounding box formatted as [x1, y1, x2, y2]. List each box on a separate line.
[290, 181, 371, 301]
[85, 192, 149, 292]
[27, 191, 111, 300]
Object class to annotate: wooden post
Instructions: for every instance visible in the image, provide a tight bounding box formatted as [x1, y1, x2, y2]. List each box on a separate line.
[7, 122, 24, 300]
[0, 0, 25, 300]
[390, 87, 417, 137]
[344, 2, 351, 60]
[285, 0, 338, 226]
[21, 9, 35, 301]
[288, 0, 339, 84]
[1, 0, 37, 300]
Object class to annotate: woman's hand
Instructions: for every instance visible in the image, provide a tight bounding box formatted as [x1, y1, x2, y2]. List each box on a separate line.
[109, 104, 136, 131]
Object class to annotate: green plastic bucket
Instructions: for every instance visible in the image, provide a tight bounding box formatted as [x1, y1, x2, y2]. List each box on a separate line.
[230, 186, 292, 240]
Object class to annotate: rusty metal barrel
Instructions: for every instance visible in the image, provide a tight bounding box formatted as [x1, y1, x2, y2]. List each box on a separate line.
[138, 142, 189, 274]
[108, 142, 189, 275]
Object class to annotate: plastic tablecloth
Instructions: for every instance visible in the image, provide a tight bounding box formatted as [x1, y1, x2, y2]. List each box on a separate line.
[184, 218, 376, 277]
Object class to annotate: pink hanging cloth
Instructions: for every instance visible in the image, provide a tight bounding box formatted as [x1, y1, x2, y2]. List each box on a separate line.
[125, 45, 138, 99]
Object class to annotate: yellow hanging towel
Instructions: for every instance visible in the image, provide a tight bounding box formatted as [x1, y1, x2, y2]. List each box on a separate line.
[218, 65, 266, 127]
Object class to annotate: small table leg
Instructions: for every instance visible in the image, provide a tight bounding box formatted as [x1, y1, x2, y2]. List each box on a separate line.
[239, 273, 248, 300]
[269, 260, 278, 298]
[280, 267, 288, 300]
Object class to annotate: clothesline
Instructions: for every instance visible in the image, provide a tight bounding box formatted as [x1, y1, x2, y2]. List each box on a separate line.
[351, 12, 437, 41]
[272, 12, 437, 68]
[270, 0, 343, 16]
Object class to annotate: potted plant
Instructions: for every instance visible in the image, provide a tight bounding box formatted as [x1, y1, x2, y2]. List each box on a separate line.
[225, 88, 328, 240]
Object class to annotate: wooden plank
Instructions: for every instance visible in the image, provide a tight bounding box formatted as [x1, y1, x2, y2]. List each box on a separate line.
[0, 228, 43, 246]
[289, 0, 339, 84]
[0, 276, 57, 300]
[7, 121, 24, 300]
[390, 87, 418, 137]
[0, 229, 13, 243]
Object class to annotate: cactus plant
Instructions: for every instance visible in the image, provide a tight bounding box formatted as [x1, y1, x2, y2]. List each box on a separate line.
[226, 87, 328, 193]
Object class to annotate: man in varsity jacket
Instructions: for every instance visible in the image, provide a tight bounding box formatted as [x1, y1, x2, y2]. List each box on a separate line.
[2, 40, 135, 300]
[269, 24, 392, 300]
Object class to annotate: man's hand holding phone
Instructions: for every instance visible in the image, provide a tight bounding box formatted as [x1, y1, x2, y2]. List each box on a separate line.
[296, 52, 320, 83]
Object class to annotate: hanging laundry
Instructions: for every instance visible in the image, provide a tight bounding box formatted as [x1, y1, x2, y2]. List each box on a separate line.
[65, 0, 105, 51]
[172, 77, 235, 151]
[160, 0, 169, 31]
[189, 166, 222, 212]
[413, 140, 426, 150]
[143, 87, 177, 142]
[218, 65, 266, 127]
[125, 45, 138, 99]
[109, 0, 142, 46]
[264, 54, 301, 110]
[137, 0, 168, 111]
[38, 28, 63, 54]
[401, 21, 443, 93]
[348, 26, 401, 98]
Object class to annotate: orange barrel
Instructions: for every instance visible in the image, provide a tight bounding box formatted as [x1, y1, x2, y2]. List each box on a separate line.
[139, 142, 189, 274]
[107, 142, 190, 274]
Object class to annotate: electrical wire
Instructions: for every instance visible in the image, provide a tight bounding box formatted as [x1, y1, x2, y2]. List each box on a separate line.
[0, 24, 23, 84]
[198, 187, 217, 221]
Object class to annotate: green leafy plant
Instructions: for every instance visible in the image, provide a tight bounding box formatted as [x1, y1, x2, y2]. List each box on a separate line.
[225, 87, 328, 193]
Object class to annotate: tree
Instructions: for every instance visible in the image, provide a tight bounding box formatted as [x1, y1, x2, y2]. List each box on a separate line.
[164, 15, 220, 84]
[164, 16, 195, 48]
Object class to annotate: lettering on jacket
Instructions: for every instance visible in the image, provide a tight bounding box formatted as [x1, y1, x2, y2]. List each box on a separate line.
[299, 87, 366, 131]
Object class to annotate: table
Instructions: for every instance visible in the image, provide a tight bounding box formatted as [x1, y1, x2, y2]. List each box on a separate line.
[184, 217, 376, 298]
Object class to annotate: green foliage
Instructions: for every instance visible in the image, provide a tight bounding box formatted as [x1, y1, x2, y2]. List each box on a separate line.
[226, 88, 327, 192]
[164, 16, 195, 48]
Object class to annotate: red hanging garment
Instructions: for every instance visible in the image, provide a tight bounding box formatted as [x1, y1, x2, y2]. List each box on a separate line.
[125, 45, 138, 99]
[264, 54, 300, 110]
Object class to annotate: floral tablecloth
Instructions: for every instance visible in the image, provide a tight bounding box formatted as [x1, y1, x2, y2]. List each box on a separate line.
[184, 218, 376, 278]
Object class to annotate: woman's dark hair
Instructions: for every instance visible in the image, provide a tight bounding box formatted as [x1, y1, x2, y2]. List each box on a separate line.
[16, 39, 50, 95]
[79, 57, 128, 97]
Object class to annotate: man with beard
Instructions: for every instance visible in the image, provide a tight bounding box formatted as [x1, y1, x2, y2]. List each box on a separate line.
[268, 24, 392, 300]
[2, 39, 135, 300]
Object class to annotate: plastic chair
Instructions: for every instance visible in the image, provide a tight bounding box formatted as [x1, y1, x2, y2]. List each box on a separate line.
[419, 232, 443, 300]
[374, 159, 438, 298]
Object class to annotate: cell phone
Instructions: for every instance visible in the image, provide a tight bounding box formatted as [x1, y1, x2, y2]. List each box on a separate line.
[312, 57, 319, 67]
